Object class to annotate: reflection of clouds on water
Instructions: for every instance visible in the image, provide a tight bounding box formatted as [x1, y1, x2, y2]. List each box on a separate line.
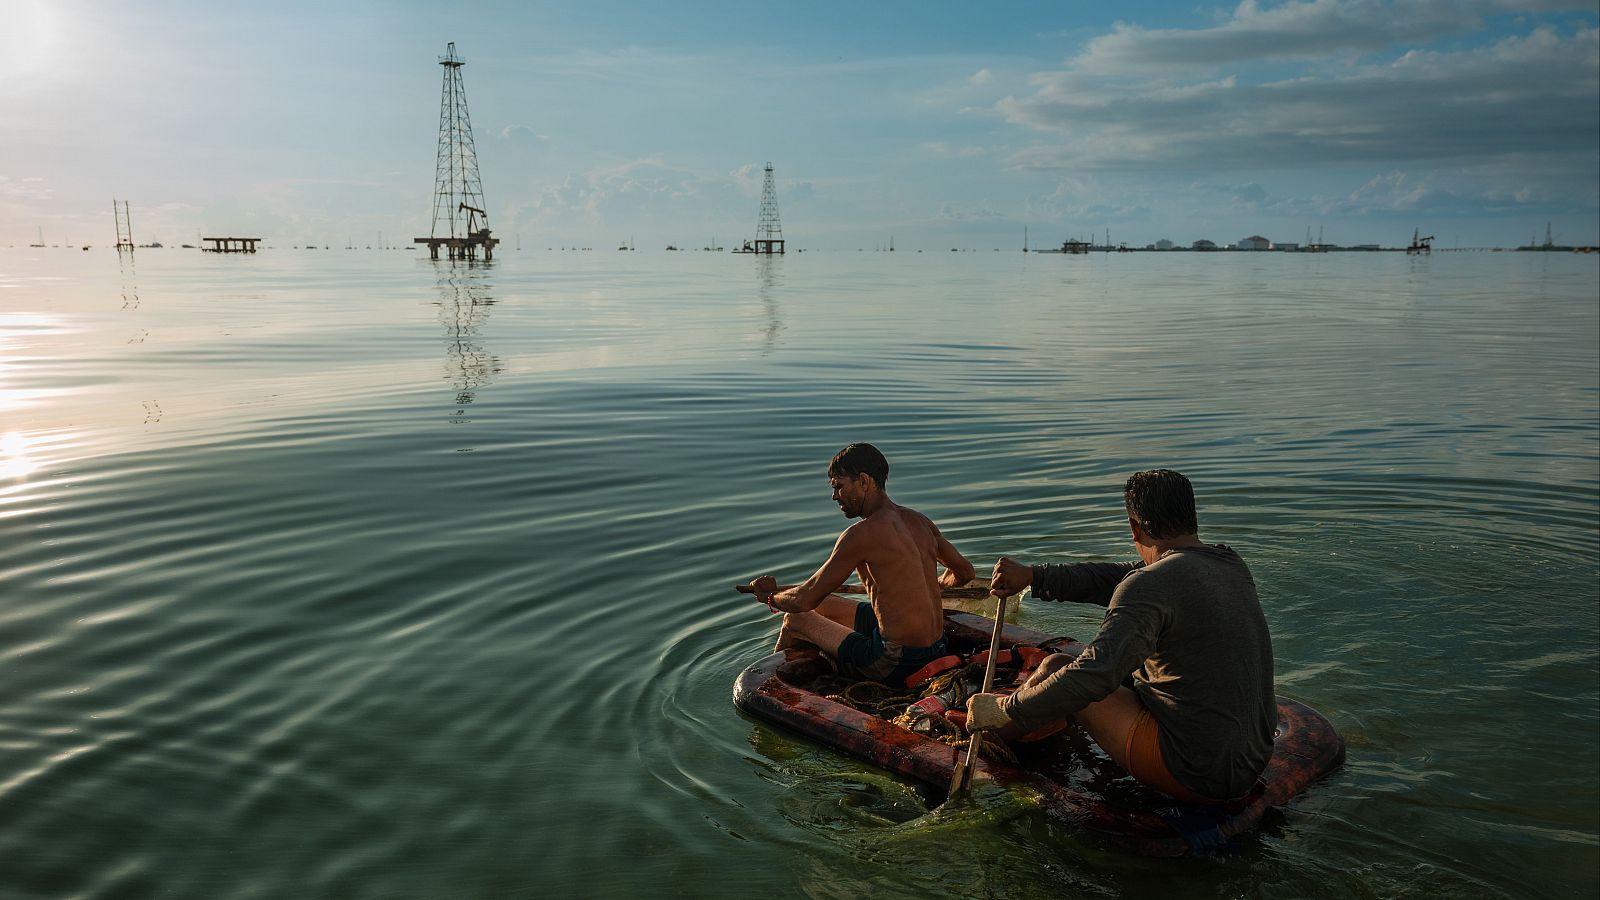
[432, 262, 501, 422]
[756, 256, 784, 355]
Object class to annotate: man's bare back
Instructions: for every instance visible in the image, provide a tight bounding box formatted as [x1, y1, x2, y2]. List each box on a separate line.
[849, 502, 951, 647]
[747, 443, 973, 684]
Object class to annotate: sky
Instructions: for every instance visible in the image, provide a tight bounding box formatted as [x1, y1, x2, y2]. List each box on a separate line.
[2, 0, 1597, 250]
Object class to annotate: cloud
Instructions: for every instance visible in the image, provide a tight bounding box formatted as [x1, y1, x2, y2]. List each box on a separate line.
[0, 175, 53, 200]
[497, 125, 551, 152]
[1181, 168, 1589, 220]
[937, 203, 1008, 220]
[730, 163, 765, 196]
[1341, 171, 1436, 210]
[998, 24, 1600, 173]
[493, 157, 835, 242]
[923, 141, 992, 158]
[1075, 0, 1589, 72]
[913, 59, 1023, 109]
[1324, 170, 1571, 215]
[1024, 180, 1154, 222]
[1176, 180, 1306, 215]
[503, 157, 778, 233]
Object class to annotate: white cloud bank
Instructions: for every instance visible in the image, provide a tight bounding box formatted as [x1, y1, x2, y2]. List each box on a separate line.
[992, 4, 1593, 178]
[1074, 0, 1584, 70]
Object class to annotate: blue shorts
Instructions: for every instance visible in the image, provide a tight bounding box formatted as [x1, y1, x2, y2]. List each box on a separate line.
[835, 602, 949, 687]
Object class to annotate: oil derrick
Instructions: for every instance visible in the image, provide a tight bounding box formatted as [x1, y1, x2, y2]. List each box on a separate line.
[1406, 228, 1434, 255]
[113, 200, 134, 252]
[750, 162, 784, 254]
[415, 42, 497, 261]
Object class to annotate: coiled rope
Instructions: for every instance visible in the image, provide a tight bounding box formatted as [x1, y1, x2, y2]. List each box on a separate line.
[814, 664, 1021, 768]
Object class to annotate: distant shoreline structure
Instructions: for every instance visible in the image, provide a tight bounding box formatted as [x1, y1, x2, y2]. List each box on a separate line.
[9, 223, 1600, 256]
[1023, 242, 1597, 254]
[5, 243, 1598, 254]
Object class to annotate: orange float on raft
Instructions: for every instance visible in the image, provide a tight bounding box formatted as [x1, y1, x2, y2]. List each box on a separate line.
[733, 611, 1345, 856]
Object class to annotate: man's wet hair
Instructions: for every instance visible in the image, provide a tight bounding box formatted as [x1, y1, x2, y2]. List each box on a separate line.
[1124, 469, 1198, 539]
[828, 443, 889, 488]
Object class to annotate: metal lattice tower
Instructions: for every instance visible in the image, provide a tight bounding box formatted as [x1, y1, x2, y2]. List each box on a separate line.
[416, 42, 496, 260]
[113, 200, 134, 252]
[753, 162, 784, 254]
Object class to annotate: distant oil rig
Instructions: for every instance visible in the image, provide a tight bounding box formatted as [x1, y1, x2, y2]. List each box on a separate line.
[734, 163, 784, 254]
[114, 200, 134, 252]
[415, 42, 497, 261]
[1516, 222, 1583, 252]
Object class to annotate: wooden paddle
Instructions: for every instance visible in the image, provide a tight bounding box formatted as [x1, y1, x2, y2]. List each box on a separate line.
[946, 592, 1007, 803]
[734, 581, 994, 600]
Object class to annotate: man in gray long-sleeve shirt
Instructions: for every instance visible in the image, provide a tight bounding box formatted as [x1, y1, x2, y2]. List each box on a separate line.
[966, 469, 1276, 803]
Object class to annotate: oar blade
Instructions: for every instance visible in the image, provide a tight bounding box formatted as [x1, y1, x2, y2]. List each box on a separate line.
[946, 732, 984, 801]
[943, 594, 1008, 805]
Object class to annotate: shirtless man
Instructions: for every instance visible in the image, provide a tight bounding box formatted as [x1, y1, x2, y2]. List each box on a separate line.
[747, 443, 975, 685]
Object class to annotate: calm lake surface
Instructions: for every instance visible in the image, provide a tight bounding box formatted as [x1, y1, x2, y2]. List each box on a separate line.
[1, 247, 1596, 898]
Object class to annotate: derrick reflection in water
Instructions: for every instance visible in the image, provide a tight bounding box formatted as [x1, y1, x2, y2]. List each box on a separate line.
[756, 255, 784, 354]
[118, 248, 160, 424]
[118, 251, 140, 311]
[432, 262, 502, 422]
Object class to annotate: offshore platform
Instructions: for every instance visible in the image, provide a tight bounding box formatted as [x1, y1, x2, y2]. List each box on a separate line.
[1406, 228, 1434, 255]
[735, 163, 784, 254]
[415, 42, 497, 261]
[1516, 222, 1580, 252]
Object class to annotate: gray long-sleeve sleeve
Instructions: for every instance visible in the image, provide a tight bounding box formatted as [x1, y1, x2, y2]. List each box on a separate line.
[1000, 580, 1163, 728]
[1029, 561, 1143, 606]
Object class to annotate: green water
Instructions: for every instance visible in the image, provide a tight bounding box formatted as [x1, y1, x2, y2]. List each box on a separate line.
[1, 248, 1595, 897]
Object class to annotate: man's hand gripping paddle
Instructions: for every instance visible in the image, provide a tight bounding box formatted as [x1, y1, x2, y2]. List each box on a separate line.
[945, 592, 1007, 803]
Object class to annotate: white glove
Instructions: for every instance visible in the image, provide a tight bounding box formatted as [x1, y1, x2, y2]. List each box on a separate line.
[965, 693, 1012, 732]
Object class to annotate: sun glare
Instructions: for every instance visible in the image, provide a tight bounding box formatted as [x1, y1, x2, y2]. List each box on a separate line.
[0, 1, 63, 81]
[1, 432, 38, 481]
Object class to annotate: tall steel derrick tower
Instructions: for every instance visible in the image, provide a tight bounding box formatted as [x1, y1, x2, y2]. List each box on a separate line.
[113, 200, 134, 252]
[752, 162, 784, 254]
[415, 42, 497, 261]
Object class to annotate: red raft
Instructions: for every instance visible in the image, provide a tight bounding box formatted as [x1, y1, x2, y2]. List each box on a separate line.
[733, 611, 1345, 856]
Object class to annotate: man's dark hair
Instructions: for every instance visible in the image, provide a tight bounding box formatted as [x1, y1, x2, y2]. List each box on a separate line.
[1124, 469, 1198, 539]
[828, 443, 889, 488]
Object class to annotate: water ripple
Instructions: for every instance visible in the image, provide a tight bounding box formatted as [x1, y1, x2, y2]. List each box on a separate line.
[0, 250, 1593, 897]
